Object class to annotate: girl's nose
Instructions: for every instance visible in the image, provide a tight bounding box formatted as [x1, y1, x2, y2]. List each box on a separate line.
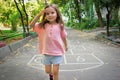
[49, 14, 52, 16]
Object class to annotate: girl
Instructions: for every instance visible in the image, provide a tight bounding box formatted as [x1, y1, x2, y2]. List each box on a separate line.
[30, 4, 68, 80]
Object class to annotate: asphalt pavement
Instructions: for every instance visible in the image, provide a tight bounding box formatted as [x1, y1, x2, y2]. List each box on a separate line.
[0, 27, 120, 80]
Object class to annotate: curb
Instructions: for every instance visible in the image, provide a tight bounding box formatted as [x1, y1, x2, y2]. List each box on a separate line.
[0, 35, 36, 61]
[95, 33, 120, 47]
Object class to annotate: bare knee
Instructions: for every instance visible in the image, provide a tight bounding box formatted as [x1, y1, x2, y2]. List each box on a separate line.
[45, 65, 52, 74]
[45, 69, 51, 74]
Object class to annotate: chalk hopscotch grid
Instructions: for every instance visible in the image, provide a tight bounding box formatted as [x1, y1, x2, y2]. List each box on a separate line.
[27, 40, 104, 71]
[27, 53, 104, 71]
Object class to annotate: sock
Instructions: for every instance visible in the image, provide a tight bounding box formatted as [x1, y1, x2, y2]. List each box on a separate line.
[49, 73, 53, 80]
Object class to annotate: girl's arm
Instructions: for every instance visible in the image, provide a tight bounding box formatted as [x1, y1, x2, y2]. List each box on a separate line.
[29, 10, 45, 28]
[62, 37, 68, 51]
[61, 25, 68, 51]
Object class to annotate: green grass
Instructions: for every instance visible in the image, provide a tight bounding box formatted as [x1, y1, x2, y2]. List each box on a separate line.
[0, 30, 23, 44]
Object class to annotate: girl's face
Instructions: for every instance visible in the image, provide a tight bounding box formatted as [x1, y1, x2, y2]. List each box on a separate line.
[45, 7, 57, 23]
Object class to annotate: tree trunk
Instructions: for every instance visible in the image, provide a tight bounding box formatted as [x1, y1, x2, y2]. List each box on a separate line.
[44, 0, 48, 6]
[106, 13, 110, 36]
[94, 2, 104, 27]
[74, 0, 81, 23]
[14, 0, 30, 37]
[21, 0, 29, 37]
[14, 0, 26, 37]
[11, 21, 17, 31]
[36, 0, 40, 4]
[106, 3, 110, 36]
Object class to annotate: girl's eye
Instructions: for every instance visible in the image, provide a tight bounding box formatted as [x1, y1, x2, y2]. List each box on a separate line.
[46, 13, 49, 15]
[51, 12, 54, 14]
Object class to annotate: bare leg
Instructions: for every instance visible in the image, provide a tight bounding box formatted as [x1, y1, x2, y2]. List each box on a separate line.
[45, 65, 53, 80]
[45, 64, 52, 74]
[52, 64, 59, 80]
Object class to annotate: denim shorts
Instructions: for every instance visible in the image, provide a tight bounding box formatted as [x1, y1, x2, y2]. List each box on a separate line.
[41, 54, 63, 65]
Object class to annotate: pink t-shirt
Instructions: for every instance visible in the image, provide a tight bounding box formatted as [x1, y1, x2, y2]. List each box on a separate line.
[33, 23, 67, 56]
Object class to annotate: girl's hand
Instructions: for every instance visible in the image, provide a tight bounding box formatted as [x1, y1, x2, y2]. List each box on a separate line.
[65, 46, 68, 51]
[39, 9, 46, 16]
[29, 9, 46, 28]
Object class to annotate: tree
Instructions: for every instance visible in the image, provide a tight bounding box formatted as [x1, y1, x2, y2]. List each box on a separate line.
[93, 0, 104, 27]
[111, 0, 120, 32]
[44, 0, 48, 5]
[14, 0, 29, 37]
[0, 0, 19, 31]
[74, 0, 81, 23]
[50, 0, 69, 7]
[9, 11, 20, 31]
[100, 0, 120, 36]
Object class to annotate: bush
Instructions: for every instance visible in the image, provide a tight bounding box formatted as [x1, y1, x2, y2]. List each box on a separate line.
[0, 30, 22, 41]
[66, 18, 98, 30]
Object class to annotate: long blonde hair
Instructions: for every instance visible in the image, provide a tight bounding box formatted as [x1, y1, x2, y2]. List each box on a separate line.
[40, 4, 64, 30]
